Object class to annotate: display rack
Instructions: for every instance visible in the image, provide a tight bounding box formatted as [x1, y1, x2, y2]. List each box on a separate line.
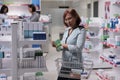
[83, 18, 112, 69]
[97, 41, 120, 79]
[0, 21, 48, 80]
[95, 0, 120, 77]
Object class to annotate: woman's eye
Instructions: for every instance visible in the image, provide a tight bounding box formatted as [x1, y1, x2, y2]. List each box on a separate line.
[65, 17, 72, 21]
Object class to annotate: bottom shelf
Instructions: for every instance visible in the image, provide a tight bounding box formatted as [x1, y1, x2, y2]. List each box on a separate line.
[96, 69, 120, 80]
[93, 62, 112, 69]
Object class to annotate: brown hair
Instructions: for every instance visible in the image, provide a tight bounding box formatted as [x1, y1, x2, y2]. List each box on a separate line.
[63, 8, 81, 27]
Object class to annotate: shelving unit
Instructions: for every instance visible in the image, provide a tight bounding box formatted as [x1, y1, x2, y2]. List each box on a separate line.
[0, 21, 48, 80]
[98, 38, 120, 80]
[83, 18, 112, 69]
[100, 55, 118, 67]
[95, 1, 120, 78]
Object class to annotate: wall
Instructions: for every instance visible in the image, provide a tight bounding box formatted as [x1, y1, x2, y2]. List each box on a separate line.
[1, 0, 31, 16]
[41, 1, 72, 27]
[72, 0, 87, 17]
[41, 1, 73, 40]
[72, 0, 99, 18]
[41, 1, 72, 14]
[7, 6, 31, 16]
[98, 0, 106, 18]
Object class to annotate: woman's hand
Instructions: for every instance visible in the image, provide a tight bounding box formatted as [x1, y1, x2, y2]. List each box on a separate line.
[51, 41, 56, 47]
[62, 44, 68, 49]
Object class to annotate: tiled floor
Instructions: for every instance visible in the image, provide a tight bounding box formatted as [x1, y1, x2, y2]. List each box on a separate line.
[44, 44, 61, 80]
[43, 26, 63, 80]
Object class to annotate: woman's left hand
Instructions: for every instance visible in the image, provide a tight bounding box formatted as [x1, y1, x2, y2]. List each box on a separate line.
[62, 44, 68, 49]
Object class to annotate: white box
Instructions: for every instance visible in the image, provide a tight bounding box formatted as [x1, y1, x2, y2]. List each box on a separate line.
[38, 22, 43, 31]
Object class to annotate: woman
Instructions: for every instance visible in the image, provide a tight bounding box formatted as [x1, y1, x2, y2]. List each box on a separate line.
[0, 5, 9, 19]
[52, 9, 86, 80]
[28, 4, 40, 22]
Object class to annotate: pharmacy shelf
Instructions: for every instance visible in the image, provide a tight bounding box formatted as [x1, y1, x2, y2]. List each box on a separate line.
[0, 21, 48, 80]
[11, 22, 48, 80]
[96, 70, 120, 80]
[18, 68, 48, 75]
[88, 36, 99, 39]
[0, 36, 11, 44]
[102, 42, 117, 48]
[0, 31, 11, 35]
[83, 48, 100, 53]
[0, 49, 11, 52]
[88, 25, 100, 28]
[83, 52, 112, 69]
[96, 72, 109, 80]
[23, 47, 41, 53]
[108, 28, 120, 32]
[101, 28, 120, 32]
[18, 39, 47, 47]
[93, 62, 112, 69]
[100, 55, 120, 67]
[0, 69, 11, 76]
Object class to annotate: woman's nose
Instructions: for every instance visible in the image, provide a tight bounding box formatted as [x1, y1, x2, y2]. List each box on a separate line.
[67, 20, 70, 24]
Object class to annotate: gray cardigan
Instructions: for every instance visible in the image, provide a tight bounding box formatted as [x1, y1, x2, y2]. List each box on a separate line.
[30, 12, 40, 22]
[61, 27, 86, 68]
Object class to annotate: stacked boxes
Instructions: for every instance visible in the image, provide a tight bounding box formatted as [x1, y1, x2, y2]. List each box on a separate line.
[23, 22, 43, 38]
[32, 31, 46, 48]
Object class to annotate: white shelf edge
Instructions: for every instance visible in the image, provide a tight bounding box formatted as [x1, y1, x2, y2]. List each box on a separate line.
[18, 40, 47, 47]
[0, 69, 11, 76]
[18, 68, 48, 75]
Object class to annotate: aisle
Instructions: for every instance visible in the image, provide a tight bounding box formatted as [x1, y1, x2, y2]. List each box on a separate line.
[43, 26, 63, 80]
[44, 44, 62, 80]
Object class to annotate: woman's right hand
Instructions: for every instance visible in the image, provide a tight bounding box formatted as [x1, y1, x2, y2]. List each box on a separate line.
[51, 41, 56, 47]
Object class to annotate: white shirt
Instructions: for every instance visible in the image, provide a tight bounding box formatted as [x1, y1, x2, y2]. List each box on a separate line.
[0, 14, 8, 19]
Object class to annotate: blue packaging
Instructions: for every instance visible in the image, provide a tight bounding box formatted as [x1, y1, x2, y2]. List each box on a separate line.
[33, 32, 46, 40]
[32, 32, 46, 48]
[24, 30, 29, 38]
[0, 52, 4, 58]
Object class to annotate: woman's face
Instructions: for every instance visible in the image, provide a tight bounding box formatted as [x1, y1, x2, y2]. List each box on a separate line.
[28, 7, 32, 13]
[4, 8, 8, 14]
[65, 13, 76, 28]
